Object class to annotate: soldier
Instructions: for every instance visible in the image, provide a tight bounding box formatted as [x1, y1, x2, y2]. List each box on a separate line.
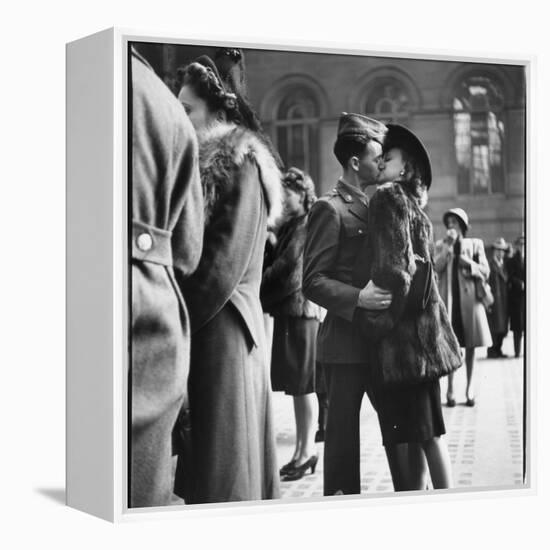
[303, 113, 392, 496]
[130, 47, 203, 507]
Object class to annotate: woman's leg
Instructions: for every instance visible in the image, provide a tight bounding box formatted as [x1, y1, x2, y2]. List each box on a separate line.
[420, 436, 453, 489]
[294, 393, 318, 465]
[407, 443, 430, 490]
[290, 396, 302, 462]
[384, 443, 411, 491]
[465, 347, 476, 401]
[446, 371, 455, 404]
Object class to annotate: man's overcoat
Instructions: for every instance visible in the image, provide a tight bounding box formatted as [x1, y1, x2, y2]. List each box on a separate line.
[130, 49, 203, 508]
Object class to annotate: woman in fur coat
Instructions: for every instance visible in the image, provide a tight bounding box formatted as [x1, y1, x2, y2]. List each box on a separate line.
[354, 124, 462, 491]
[261, 168, 322, 481]
[173, 53, 282, 504]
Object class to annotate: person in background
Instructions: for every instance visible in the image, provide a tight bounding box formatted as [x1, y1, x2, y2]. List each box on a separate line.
[507, 234, 526, 357]
[434, 208, 492, 407]
[130, 47, 203, 507]
[487, 237, 509, 358]
[174, 51, 282, 503]
[261, 167, 322, 481]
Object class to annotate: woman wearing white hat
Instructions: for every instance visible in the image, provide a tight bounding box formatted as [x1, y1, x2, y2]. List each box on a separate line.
[434, 209, 492, 407]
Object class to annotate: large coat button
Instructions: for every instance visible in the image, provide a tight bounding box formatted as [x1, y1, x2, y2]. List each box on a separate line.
[137, 232, 153, 251]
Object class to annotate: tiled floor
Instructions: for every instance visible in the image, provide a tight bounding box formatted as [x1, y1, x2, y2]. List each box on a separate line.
[274, 336, 525, 499]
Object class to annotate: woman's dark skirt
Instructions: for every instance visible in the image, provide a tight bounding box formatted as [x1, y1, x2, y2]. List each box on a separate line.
[270, 316, 319, 396]
[373, 377, 446, 446]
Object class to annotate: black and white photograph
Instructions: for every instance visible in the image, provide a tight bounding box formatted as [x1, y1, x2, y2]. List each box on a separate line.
[128, 40, 526, 509]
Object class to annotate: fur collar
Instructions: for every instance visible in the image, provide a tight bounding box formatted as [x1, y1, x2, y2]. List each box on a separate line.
[198, 122, 282, 227]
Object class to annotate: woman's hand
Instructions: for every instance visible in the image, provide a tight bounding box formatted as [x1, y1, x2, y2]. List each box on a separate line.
[458, 254, 472, 269]
[357, 280, 393, 310]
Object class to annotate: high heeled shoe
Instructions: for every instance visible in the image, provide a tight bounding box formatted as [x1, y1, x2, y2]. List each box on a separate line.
[279, 459, 297, 476]
[282, 455, 319, 482]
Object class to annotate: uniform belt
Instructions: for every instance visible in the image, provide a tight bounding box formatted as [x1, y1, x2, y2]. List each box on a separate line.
[132, 220, 173, 267]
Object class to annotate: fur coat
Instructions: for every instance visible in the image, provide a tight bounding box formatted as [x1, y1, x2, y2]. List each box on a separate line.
[261, 214, 322, 319]
[178, 122, 282, 338]
[353, 182, 462, 386]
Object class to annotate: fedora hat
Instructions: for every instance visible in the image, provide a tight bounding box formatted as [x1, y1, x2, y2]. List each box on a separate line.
[337, 112, 387, 144]
[492, 237, 508, 251]
[384, 124, 432, 189]
[443, 207, 469, 234]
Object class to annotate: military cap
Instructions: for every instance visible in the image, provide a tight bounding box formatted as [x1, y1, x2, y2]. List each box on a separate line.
[336, 112, 387, 144]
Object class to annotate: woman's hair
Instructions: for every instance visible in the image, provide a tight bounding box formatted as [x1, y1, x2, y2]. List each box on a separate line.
[283, 167, 317, 213]
[177, 61, 242, 124]
[389, 147, 428, 207]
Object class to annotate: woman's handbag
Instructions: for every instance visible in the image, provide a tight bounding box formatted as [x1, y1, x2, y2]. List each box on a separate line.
[406, 254, 433, 313]
[474, 277, 494, 309]
[473, 252, 494, 309]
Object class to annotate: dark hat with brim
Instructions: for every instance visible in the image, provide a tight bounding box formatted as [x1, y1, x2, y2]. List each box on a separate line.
[384, 124, 432, 189]
[443, 207, 469, 233]
[337, 112, 387, 144]
[492, 237, 508, 251]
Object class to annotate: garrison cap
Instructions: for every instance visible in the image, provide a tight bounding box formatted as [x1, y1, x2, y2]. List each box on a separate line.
[336, 112, 387, 144]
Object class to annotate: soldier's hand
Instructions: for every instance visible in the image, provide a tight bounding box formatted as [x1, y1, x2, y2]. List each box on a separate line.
[357, 280, 393, 310]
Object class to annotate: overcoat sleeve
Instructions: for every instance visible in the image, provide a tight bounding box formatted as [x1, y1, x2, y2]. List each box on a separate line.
[354, 186, 415, 340]
[170, 121, 204, 278]
[303, 200, 361, 322]
[260, 220, 304, 310]
[178, 160, 263, 332]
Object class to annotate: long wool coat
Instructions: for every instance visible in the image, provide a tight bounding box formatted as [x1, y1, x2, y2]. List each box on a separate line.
[130, 49, 204, 508]
[487, 257, 509, 335]
[175, 122, 282, 504]
[434, 236, 493, 348]
[353, 183, 462, 386]
[507, 252, 525, 332]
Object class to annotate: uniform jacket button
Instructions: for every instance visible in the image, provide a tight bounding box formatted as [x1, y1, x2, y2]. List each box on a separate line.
[137, 232, 153, 251]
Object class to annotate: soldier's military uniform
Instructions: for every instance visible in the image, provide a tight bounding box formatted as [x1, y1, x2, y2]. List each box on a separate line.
[303, 113, 386, 495]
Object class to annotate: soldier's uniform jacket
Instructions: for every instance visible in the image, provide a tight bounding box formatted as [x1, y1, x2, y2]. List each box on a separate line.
[303, 178, 369, 364]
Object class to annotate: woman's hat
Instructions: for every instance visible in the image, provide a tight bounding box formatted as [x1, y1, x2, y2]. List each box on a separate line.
[492, 237, 508, 251]
[384, 124, 432, 189]
[443, 207, 469, 233]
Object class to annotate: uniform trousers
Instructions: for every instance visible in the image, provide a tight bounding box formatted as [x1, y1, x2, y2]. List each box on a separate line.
[323, 362, 376, 496]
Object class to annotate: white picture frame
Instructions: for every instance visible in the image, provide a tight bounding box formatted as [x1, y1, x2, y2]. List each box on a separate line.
[66, 27, 533, 522]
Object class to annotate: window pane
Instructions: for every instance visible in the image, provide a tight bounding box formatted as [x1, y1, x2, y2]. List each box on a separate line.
[454, 113, 471, 194]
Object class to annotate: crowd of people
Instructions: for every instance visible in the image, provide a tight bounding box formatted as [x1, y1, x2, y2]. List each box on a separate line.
[129, 45, 526, 508]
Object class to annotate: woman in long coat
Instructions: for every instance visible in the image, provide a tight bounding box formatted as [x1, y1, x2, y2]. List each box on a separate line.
[173, 54, 282, 504]
[354, 124, 462, 490]
[130, 48, 204, 507]
[487, 237, 509, 358]
[434, 208, 492, 407]
[261, 168, 322, 481]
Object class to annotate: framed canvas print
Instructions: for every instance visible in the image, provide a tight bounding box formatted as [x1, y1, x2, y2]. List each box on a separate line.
[66, 27, 532, 522]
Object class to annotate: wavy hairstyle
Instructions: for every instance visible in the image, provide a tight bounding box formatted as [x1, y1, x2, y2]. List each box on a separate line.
[282, 167, 317, 213]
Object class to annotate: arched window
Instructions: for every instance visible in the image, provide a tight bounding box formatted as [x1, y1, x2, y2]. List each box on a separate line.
[453, 74, 506, 195]
[364, 78, 411, 124]
[273, 87, 320, 184]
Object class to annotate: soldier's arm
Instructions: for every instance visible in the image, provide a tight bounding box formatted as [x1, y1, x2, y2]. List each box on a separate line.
[303, 200, 361, 322]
